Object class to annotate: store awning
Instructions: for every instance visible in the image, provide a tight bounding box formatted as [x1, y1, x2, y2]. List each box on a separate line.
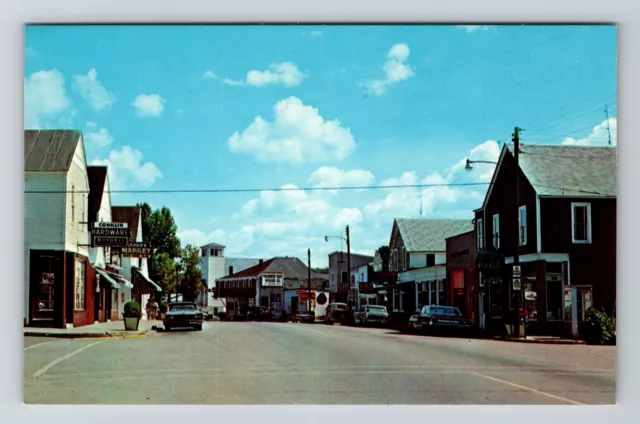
[96, 269, 119, 289]
[108, 272, 133, 289]
[132, 267, 162, 292]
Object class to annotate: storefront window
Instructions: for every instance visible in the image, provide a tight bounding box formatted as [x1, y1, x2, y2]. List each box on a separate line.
[546, 274, 563, 320]
[564, 287, 572, 321]
[74, 259, 85, 311]
[578, 289, 593, 321]
[524, 276, 537, 321]
[489, 279, 502, 317]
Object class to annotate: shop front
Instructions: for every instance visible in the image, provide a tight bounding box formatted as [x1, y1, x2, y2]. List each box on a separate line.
[475, 250, 505, 335]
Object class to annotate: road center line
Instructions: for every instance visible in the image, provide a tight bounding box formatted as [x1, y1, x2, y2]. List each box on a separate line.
[32, 340, 107, 379]
[24, 341, 56, 351]
[470, 371, 585, 405]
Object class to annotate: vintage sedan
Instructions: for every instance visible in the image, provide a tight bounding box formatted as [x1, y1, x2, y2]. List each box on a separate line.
[247, 306, 273, 322]
[354, 305, 389, 326]
[408, 305, 472, 335]
[324, 303, 349, 324]
[164, 302, 204, 331]
[293, 310, 315, 323]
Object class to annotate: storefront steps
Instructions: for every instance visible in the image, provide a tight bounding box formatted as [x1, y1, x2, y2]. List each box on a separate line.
[24, 319, 160, 339]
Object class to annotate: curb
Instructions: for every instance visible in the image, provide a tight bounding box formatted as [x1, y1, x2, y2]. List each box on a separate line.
[495, 336, 586, 345]
[24, 330, 150, 339]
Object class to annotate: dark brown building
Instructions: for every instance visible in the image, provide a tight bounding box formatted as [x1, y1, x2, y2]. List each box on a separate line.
[445, 231, 477, 320]
[473, 143, 616, 337]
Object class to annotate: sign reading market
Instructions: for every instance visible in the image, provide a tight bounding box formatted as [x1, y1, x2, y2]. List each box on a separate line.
[121, 242, 154, 258]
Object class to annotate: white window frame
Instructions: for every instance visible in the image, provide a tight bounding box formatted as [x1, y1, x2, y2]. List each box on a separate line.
[393, 249, 398, 272]
[476, 218, 484, 250]
[492, 214, 500, 249]
[401, 247, 406, 271]
[71, 184, 75, 221]
[571, 202, 592, 244]
[519, 206, 527, 246]
[74, 259, 85, 311]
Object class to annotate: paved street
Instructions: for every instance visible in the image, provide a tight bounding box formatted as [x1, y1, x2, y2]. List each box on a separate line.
[24, 322, 615, 405]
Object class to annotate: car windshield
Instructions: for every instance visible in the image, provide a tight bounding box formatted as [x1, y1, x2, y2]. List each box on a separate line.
[368, 306, 387, 313]
[170, 304, 196, 311]
[332, 304, 347, 311]
[428, 306, 461, 316]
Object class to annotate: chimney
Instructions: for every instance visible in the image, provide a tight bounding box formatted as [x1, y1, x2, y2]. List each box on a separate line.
[229, 266, 234, 275]
[259, 259, 263, 264]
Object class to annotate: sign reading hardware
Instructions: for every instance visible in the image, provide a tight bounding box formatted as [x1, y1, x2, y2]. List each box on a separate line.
[121, 243, 154, 257]
[92, 236, 130, 247]
[92, 227, 131, 238]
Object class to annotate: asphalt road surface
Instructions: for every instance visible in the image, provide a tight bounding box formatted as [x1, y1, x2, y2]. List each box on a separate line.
[23, 322, 616, 405]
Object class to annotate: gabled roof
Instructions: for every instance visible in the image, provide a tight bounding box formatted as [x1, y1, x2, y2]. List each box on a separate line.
[394, 219, 474, 252]
[480, 143, 617, 210]
[220, 256, 325, 281]
[201, 242, 226, 249]
[224, 257, 263, 275]
[111, 206, 141, 243]
[87, 166, 108, 223]
[24, 130, 83, 172]
[516, 144, 616, 197]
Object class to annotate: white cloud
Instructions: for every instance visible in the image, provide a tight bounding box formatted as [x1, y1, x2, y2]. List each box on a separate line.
[24, 69, 72, 128]
[203, 70, 218, 80]
[458, 25, 491, 33]
[73, 68, 116, 111]
[364, 43, 414, 96]
[228, 96, 356, 164]
[84, 127, 113, 148]
[86, 121, 97, 129]
[308, 166, 375, 194]
[178, 228, 227, 249]
[223, 62, 305, 87]
[132, 94, 166, 117]
[561, 118, 617, 146]
[308, 31, 323, 37]
[91, 146, 162, 190]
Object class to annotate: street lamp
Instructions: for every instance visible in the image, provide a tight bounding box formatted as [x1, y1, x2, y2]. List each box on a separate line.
[324, 226, 352, 307]
[466, 127, 523, 338]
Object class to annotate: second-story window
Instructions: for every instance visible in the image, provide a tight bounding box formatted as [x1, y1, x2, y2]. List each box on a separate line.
[476, 218, 484, 250]
[519, 206, 527, 246]
[401, 247, 406, 271]
[71, 184, 75, 221]
[493, 214, 500, 249]
[572, 202, 592, 243]
[426, 254, 435, 268]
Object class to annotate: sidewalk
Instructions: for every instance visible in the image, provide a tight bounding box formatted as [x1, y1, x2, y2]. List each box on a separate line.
[495, 335, 586, 345]
[24, 319, 161, 339]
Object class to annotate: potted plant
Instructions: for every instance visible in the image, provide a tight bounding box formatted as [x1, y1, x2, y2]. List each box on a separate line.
[123, 300, 142, 331]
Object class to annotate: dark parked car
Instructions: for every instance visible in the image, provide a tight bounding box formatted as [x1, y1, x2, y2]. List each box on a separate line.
[408, 305, 472, 335]
[293, 310, 315, 323]
[164, 302, 203, 331]
[247, 306, 273, 321]
[324, 303, 348, 324]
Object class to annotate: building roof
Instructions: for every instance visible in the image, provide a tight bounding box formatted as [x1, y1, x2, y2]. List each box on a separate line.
[394, 219, 474, 252]
[224, 257, 263, 276]
[514, 144, 617, 198]
[328, 251, 374, 260]
[111, 206, 141, 242]
[220, 256, 326, 282]
[25, 130, 83, 172]
[201, 242, 226, 249]
[87, 166, 108, 223]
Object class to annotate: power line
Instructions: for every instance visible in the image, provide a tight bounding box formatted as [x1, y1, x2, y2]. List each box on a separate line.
[522, 94, 617, 133]
[24, 181, 492, 195]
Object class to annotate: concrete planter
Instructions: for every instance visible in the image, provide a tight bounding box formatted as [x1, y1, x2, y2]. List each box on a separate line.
[124, 317, 140, 331]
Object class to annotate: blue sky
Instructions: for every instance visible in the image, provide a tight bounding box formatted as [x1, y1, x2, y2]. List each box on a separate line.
[24, 24, 617, 266]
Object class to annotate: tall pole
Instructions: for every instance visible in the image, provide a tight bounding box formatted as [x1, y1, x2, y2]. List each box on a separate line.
[346, 225, 351, 305]
[604, 105, 613, 146]
[307, 248, 311, 312]
[513, 127, 522, 338]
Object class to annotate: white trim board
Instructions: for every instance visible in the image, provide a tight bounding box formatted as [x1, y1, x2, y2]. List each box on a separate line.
[505, 253, 569, 264]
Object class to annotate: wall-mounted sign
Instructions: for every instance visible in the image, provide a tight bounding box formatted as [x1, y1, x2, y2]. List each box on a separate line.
[262, 274, 284, 287]
[317, 293, 328, 305]
[94, 222, 128, 229]
[121, 242, 153, 257]
[513, 265, 522, 277]
[93, 236, 130, 247]
[513, 277, 522, 291]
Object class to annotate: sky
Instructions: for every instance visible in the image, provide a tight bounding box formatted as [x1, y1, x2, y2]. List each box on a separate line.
[24, 24, 618, 267]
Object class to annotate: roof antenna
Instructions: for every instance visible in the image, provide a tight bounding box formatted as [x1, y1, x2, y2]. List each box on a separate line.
[419, 185, 423, 218]
[604, 105, 613, 146]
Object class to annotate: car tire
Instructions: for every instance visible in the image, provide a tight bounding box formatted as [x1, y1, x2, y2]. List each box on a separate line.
[195, 325, 203, 331]
[165, 326, 171, 332]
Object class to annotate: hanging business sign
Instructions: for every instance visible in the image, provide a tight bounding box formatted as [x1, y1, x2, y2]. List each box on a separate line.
[92, 236, 130, 247]
[91, 223, 132, 248]
[121, 242, 154, 257]
[94, 222, 129, 229]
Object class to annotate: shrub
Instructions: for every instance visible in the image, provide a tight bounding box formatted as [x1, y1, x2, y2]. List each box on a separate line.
[584, 307, 616, 345]
[124, 300, 142, 318]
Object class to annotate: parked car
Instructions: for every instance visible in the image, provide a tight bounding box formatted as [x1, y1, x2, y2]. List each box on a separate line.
[164, 302, 203, 331]
[354, 305, 389, 326]
[200, 308, 214, 321]
[324, 302, 348, 324]
[247, 306, 273, 321]
[408, 305, 472, 335]
[293, 310, 315, 323]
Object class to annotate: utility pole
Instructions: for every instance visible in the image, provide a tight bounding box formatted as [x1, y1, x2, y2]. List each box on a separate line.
[604, 105, 613, 146]
[346, 225, 351, 306]
[307, 248, 311, 312]
[513, 127, 523, 339]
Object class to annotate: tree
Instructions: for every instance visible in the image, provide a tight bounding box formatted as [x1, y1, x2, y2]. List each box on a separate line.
[151, 252, 176, 300]
[146, 206, 181, 258]
[180, 244, 203, 302]
[137, 202, 153, 243]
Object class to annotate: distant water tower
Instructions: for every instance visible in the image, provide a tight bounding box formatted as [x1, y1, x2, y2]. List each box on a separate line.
[200, 242, 226, 289]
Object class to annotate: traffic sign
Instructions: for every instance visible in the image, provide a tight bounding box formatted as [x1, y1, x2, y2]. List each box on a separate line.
[513, 277, 522, 291]
[513, 265, 521, 277]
